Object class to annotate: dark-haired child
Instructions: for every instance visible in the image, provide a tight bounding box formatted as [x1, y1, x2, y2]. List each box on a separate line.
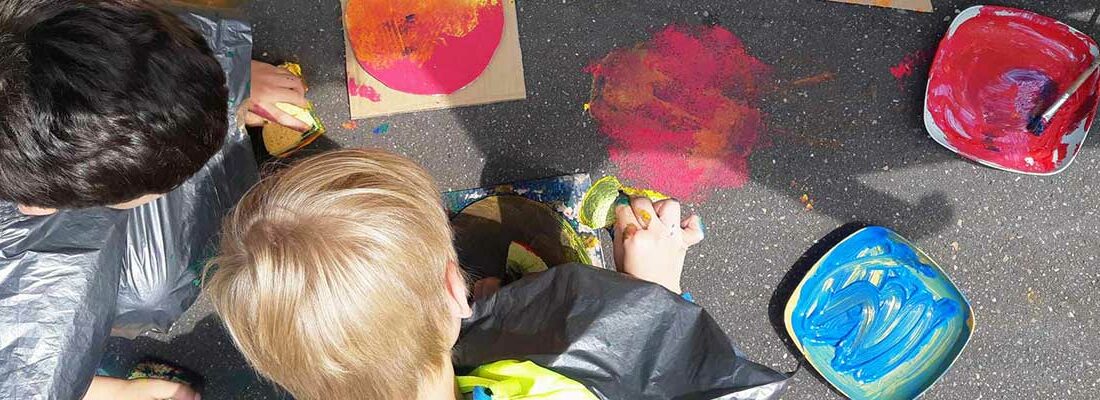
[0, 1, 305, 398]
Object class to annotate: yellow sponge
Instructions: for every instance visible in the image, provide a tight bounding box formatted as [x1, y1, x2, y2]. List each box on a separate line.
[261, 63, 326, 157]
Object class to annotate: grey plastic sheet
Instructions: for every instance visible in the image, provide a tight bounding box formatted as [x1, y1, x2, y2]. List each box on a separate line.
[113, 12, 255, 339]
[0, 13, 254, 400]
[454, 263, 790, 400]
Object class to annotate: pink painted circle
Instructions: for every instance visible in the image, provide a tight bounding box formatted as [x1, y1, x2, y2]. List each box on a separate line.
[346, 1, 505, 95]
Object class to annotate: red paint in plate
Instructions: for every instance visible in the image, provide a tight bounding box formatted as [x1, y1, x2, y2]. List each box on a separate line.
[924, 6, 1099, 174]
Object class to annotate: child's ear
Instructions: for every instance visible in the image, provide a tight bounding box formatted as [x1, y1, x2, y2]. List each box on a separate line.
[444, 261, 473, 319]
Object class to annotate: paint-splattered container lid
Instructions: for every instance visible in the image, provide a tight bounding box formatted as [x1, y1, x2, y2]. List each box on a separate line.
[784, 226, 974, 400]
[924, 6, 1099, 175]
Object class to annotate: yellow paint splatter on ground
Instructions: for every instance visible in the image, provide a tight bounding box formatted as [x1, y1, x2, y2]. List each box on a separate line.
[799, 193, 814, 211]
[1026, 287, 1039, 304]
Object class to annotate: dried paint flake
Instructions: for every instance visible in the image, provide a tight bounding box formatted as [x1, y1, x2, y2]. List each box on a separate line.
[799, 193, 814, 211]
[586, 25, 772, 201]
[341, 120, 359, 130]
[372, 122, 392, 135]
[791, 71, 836, 87]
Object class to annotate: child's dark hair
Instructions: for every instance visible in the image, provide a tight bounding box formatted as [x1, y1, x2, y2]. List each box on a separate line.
[0, 0, 228, 209]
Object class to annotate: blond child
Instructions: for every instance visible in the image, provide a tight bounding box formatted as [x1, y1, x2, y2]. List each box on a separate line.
[204, 149, 788, 399]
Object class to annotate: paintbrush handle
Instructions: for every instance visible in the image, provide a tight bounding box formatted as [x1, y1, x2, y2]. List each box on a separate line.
[1040, 58, 1100, 121]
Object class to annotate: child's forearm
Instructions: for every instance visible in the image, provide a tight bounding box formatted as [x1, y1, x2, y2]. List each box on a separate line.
[83, 376, 198, 400]
[83, 376, 127, 400]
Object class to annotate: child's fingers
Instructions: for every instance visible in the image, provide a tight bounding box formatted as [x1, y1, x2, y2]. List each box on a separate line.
[653, 199, 682, 230]
[681, 215, 705, 246]
[244, 110, 265, 127]
[134, 379, 198, 400]
[622, 223, 640, 242]
[264, 87, 308, 108]
[613, 200, 640, 235]
[270, 65, 296, 77]
[255, 61, 294, 78]
[254, 61, 306, 95]
[612, 199, 633, 272]
[273, 113, 311, 133]
[629, 196, 663, 233]
[250, 102, 310, 133]
[275, 75, 306, 96]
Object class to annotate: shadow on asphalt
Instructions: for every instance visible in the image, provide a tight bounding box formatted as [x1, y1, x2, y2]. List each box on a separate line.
[765, 221, 868, 397]
[103, 315, 289, 399]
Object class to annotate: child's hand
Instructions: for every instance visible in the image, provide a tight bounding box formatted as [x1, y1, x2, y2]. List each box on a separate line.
[84, 376, 199, 400]
[613, 197, 704, 294]
[118, 379, 199, 400]
[245, 60, 310, 132]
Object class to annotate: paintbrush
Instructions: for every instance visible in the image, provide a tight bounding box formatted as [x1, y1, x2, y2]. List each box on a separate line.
[1027, 58, 1100, 135]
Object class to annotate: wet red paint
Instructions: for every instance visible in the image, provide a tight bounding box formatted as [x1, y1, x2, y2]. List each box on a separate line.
[585, 25, 771, 201]
[926, 6, 1099, 173]
[890, 49, 930, 80]
[345, 0, 504, 95]
[348, 77, 382, 102]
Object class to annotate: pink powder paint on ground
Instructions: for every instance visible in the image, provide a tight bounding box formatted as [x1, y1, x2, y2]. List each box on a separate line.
[585, 25, 772, 201]
[348, 77, 382, 102]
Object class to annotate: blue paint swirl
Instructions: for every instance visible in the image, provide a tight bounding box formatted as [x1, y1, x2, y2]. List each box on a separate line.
[787, 227, 972, 400]
[801, 255, 960, 382]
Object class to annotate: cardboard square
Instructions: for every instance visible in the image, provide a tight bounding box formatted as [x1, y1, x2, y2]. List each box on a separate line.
[341, 0, 526, 119]
[827, 0, 933, 13]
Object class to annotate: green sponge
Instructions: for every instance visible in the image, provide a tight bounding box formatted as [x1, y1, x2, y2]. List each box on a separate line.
[505, 241, 549, 278]
[578, 176, 669, 229]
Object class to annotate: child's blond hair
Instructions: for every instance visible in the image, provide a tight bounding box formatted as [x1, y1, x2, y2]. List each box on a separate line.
[204, 149, 459, 399]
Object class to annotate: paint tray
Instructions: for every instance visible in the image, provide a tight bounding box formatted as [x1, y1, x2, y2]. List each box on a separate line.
[784, 226, 973, 400]
[924, 6, 1099, 175]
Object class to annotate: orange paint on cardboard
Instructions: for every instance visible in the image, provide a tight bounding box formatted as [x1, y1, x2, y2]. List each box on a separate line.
[827, 0, 932, 13]
[345, 0, 499, 69]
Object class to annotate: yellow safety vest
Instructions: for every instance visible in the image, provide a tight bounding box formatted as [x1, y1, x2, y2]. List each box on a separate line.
[456, 360, 599, 400]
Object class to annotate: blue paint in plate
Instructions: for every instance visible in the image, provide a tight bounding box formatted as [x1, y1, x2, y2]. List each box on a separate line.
[785, 226, 973, 400]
